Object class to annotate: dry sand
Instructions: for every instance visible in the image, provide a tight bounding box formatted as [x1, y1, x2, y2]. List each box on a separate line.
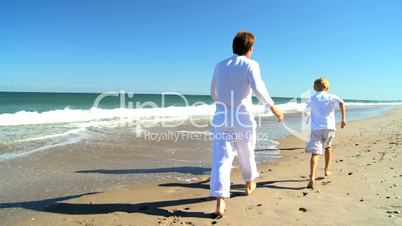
[11, 108, 402, 226]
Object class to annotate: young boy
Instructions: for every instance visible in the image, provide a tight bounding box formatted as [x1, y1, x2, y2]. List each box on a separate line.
[305, 77, 346, 189]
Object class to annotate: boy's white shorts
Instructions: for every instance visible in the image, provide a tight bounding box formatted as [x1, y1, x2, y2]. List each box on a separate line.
[306, 129, 336, 155]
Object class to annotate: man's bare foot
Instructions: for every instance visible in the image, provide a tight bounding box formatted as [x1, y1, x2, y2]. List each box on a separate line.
[246, 180, 257, 195]
[213, 198, 225, 219]
[306, 179, 314, 189]
[325, 170, 332, 176]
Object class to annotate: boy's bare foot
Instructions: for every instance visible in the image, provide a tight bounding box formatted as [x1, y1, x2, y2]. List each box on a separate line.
[306, 179, 314, 189]
[325, 170, 332, 176]
[246, 180, 257, 195]
[213, 198, 225, 219]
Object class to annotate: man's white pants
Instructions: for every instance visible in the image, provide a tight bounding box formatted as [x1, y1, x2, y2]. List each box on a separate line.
[210, 127, 259, 198]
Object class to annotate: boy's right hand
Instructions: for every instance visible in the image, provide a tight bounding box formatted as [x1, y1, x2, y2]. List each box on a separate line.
[341, 120, 346, 129]
[270, 105, 284, 123]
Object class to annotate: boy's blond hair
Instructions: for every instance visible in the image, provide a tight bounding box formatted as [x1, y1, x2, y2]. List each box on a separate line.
[314, 77, 330, 91]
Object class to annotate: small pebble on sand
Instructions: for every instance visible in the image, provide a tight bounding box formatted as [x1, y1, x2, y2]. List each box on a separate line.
[298, 207, 307, 213]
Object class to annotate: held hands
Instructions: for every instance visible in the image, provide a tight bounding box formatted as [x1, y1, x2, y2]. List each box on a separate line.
[341, 120, 346, 129]
[270, 105, 284, 123]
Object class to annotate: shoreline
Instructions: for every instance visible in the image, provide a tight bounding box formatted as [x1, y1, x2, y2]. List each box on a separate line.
[6, 107, 402, 226]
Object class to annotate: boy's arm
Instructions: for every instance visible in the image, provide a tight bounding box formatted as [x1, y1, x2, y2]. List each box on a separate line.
[305, 112, 311, 124]
[304, 102, 311, 124]
[339, 102, 346, 129]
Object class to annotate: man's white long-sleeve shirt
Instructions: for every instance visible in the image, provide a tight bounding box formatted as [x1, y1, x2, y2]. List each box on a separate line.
[210, 55, 274, 128]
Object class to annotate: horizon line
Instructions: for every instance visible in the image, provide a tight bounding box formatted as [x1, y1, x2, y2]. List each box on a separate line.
[1, 90, 401, 103]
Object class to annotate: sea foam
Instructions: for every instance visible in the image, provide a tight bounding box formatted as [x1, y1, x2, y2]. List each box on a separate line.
[0, 102, 400, 126]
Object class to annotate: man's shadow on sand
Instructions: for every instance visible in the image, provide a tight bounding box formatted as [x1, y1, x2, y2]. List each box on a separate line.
[0, 191, 215, 218]
[0, 178, 306, 218]
[76, 166, 210, 175]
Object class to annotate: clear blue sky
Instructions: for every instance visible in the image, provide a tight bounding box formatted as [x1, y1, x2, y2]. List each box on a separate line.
[1, 0, 401, 100]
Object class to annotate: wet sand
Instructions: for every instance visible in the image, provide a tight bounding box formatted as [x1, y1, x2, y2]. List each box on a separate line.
[6, 107, 402, 226]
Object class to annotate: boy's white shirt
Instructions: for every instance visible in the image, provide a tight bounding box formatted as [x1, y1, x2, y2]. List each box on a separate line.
[306, 91, 344, 131]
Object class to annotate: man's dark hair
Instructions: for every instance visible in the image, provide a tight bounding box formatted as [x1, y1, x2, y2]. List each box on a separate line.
[232, 31, 255, 55]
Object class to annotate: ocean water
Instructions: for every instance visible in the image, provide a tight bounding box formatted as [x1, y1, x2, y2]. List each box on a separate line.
[0, 91, 401, 226]
[0, 91, 401, 161]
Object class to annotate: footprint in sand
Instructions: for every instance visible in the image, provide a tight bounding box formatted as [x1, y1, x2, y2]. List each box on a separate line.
[245, 203, 263, 210]
[322, 181, 332, 186]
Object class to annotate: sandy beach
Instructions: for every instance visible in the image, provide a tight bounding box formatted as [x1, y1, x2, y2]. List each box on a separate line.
[7, 107, 402, 226]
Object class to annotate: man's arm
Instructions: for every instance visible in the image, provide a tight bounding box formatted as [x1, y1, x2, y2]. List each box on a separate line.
[270, 105, 284, 122]
[248, 62, 283, 122]
[248, 62, 274, 107]
[339, 102, 346, 129]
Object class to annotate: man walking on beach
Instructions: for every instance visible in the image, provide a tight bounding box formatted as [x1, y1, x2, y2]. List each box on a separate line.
[209, 31, 283, 217]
